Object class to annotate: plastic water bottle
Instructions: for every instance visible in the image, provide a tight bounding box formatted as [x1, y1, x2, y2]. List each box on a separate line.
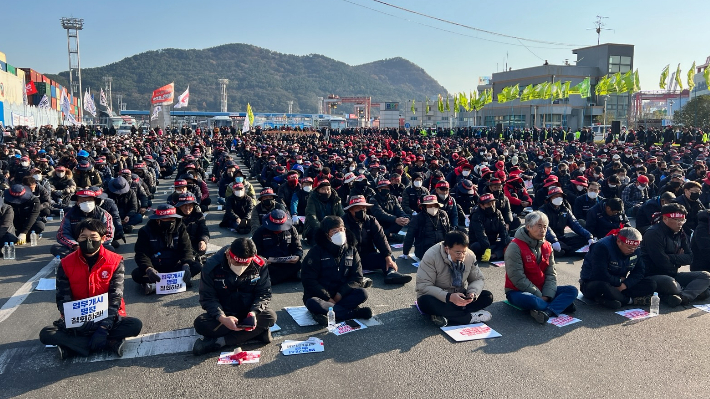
[8, 243, 15, 260]
[59, 208, 65, 221]
[53, 255, 61, 275]
[650, 292, 660, 316]
[327, 307, 336, 332]
[30, 231, 38, 247]
[2, 242, 8, 259]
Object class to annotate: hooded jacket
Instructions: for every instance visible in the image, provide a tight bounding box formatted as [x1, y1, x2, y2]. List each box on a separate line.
[503, 227, 558, 298]
[415, 242, 485, 302]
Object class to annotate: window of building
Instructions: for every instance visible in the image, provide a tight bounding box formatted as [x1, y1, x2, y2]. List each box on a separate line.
[410, 116, 417, 121]
[609, 55, 632, 73]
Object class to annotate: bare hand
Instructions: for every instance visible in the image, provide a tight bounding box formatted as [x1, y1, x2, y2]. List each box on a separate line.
[450, 293, 473, 307]
[123, 216, 129, 224]
[396, 217, 409, 226]
[617, 283, 627, 292]
[333, 293, 342, 303]
[385, 257, 397, 271]
[219, 315, 242, 331]
[287, 256, 299, 264]
[521, 201, 530, 207]
[198, 241, 207, 252]
[541, 296, 551, 302]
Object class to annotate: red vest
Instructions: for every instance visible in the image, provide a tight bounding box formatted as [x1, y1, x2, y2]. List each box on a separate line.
[504, 238, 551, 292]
[61, 246, 127, 317]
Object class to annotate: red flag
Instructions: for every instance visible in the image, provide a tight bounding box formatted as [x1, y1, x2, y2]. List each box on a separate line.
[25, 81, 37, 96]
[151, 82, 174, 105]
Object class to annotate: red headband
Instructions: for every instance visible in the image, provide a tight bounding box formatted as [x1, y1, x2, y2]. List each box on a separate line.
[228, 249, 253, 264]
[155, 207, 176, 216]
[619, 235, 641, 246]
[663, 213, 686, 219]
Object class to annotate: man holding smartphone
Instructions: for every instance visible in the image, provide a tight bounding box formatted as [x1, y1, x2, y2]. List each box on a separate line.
[192, 238, 277, 356]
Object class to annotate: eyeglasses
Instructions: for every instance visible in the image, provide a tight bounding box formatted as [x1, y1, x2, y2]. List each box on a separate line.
[449, 250, 466, 256]
[532, 223, 548, 230]
[667, 217, 686, 224]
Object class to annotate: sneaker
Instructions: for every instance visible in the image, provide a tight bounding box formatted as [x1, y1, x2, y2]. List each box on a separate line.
[311, 313, 328, 326]
[562, 303, 577, 314]
[530, 309, 550, 324]
[143, 283, 156, 295]
[470, 310, 492, 323]
[361, 277, 373, 288]
[680, 293, 693, 306]
[57, 345, 70, 360]
[632, 295, 652, 306]
[192, 337, 222, 356]
[600, 299, 622, 309]
[384, 270, 412, 285]
[109, 339, 125, 357]
[662, 294, 683, 307]
[259, 329, 273, 344]
[354, 307, 373, 320]
[430, 315, 448, 327]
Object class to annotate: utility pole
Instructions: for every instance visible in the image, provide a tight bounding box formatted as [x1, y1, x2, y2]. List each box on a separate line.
[218, 79, 229, 112]
[103, 76, 113, 110]
[287, 101, 293, 114]
[60, 17, 84, 120]
[590, 16, 611, 45]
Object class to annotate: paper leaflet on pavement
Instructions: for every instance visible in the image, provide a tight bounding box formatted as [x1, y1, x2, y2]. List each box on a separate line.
[616, 308, 655, 320]
[693, 304, 710, 313]
[547, 314, 582, 327]
[441, 323, 502, 342]
[490, 261, 505, 267]
[576, 245, 590, 253]
[217, 350, 261, 365]
[281, 337, 324, 355]
[35, 278, 56, 291]
[285, 306, 318, 326]
[331, 319, 367, 336]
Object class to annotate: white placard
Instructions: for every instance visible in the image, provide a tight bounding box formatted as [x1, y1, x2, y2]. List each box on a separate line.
[156, 271, 186, 295]
[490, 261, 505, 267]
[63, 293, 109, 328]
[281, 337, 324, 356]
[615, 308, 655, 320]
[440, 323, 502, 341]
[285, 306, 318, 326]
[693, 304, 710, 313]
[35, 278, 56, 291]
[391, 243, 404, 249]
[547, 314, 582, 327]
[331, 319, 367, 336]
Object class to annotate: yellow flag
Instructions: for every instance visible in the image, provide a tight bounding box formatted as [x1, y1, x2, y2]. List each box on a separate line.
[445, 95, 450, 111]
[634, 70, 641, 92]
[688, 61, 696, 91]
[247, 103, 254, 125]
[562, 81, 571, 98]
[704, 66, 710, 89]
[675, 63, 683, 90]
[659, 64, 669, 89]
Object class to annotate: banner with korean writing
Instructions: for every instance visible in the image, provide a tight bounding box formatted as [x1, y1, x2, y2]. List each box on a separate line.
[63, 293, 108, 328]
[151, 82, 174, 105]
[156, 271, 186, 294]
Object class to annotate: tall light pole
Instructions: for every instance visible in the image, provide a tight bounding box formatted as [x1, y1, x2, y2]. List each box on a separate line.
[218, 79, 229, 112]
[103, 76, 113, 111]
[60, 17, 84, 121]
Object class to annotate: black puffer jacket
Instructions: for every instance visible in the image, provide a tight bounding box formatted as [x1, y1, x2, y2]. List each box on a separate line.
[180, 209, 210, 252]
[640, 222, 692, 277]
[301, 230, 363, 302]
[690, 210, 710, 272]
[403, 209, 451, 259]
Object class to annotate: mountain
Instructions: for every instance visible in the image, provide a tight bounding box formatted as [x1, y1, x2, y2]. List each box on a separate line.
[47, 44, 448, 114]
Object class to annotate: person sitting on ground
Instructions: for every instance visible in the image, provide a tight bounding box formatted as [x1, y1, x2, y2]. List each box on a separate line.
[403, 195, 451, 261]
[401, 172, 430, 216]
[342, 195, 411, 285]
[691, 210, 710, 273]
[635, 192, 675, 234]
[133, 205, 200, 295]
[252, 209, 303, 285]
[621, 175, 650, 218]
[220, 182, 254, 234]
[176, 193, 210, 260]
[573, 181, 602, 224]
[467, 193, 510, 262]
[674, 181, 706, 236]
[4, 183, 43, 245]
[586, 197, 629, 239]
[192, 237, 276, 356]
[540, 186, 595, 256]
[0, 195, 16, 246]
[250, 187, 288, 235]
[304, 180, 344, 245]
[301, 215, 371, 324]
[416, 230, 493, 327]
[39, 219, 142, 359]
[579, 227, 657, 309]
[369, 179, 410, 242]
[640, 203, 710, 307]
[106, 176, 142, 234]
[503, 211, 578, 324]
[52, 188, 114, 258]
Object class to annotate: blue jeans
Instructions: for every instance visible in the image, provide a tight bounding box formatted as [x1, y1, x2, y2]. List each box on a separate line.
[505, 285, 578, 316]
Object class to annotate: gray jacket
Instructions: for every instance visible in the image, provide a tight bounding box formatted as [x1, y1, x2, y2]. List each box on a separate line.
[503, 226, 558, 298]
[415, 242, 485, 302]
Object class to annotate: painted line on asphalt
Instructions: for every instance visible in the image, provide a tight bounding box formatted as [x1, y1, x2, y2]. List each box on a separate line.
[0, 259, 55, 324]
[73, 328, 200, 363]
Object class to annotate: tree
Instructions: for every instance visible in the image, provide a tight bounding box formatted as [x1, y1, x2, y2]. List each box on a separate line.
[674, 94, 710, 128]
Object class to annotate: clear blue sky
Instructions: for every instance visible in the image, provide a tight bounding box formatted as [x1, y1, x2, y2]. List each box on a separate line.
[2, 0, 708, 95]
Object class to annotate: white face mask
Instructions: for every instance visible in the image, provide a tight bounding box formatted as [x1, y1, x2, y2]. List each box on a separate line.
[579, 167, 585, 172]
[297, 160, 303, 164]
[462, 170, 470, 177]
[588, 191, 598, 199]
[551, 197, 564, 206]
[608, 184, 617, 188]
[330, 231, 347, 246]
[576, 185, 585, 191]
[426, 207, 438, 216]
[230, 264, 249, 276]
[79, 201, 95, 213]
[234, 190, 245, 197]
[303, 185, 312, 193]
[414, 180, 423, 188]
[21, 162, 29, 167]
[56, 172, 65, 178]
[33, 174, 42, 181]
[503, 151, 509, 156]
[349, 166, 356, 171]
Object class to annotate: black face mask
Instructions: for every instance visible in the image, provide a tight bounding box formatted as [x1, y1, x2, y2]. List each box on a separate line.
[379, 189, 390, 196]
[690, 192, 700, 201]
[355, 181, 367, 188]
[263, 199, 275, 208]
[354, 210, 366, 221]
[317, 192, 330, 202]
[79, 239, 101, 256]
[160, 220, 175, 231]
[670, 181, 681, 188]
[484, 207, 496, 215]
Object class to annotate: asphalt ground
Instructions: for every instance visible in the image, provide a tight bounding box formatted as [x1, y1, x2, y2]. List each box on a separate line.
[0, 158, 708, 399]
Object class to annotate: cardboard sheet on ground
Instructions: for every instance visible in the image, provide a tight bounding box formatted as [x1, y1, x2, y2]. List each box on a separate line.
[331, 319, 367, 336]
[391, 243, 404, 249]
[63, 293, 108, 328]
[284, 306, 318, 326]
[490, 261, 505, 267]
[156, 271, 186, 295]
[270, 324, 281, 332]
[576, 245, 590, 253]
[693, 304, 710, 313]
[218, 350, 261, 365]
[281, 337, 324, 356]
[35, 278, 56, 291]
[441, 323, 501, 341]
[547, 314, 582, 327]
[616, 308, 655, 320]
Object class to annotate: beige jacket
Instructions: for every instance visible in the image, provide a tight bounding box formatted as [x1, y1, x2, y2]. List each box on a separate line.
[415, 242, 485, 302]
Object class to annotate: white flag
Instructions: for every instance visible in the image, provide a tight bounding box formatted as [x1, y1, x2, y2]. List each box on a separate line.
[242, 115, 251, 133]
[83, 90, 97, 117]
[174, 86, 189, 109]
[151, 106, 162, 121]
[60, 90, 71, 116]
[100, 88, 108, 106]
[38, 94, 50, 109]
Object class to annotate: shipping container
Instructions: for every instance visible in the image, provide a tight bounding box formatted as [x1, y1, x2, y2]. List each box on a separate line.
[42, 76, 49, 84]
[6, 64, 15, 75]
[0, 61, 6, 72]
[0, 51, 6, 63]
[50, 86, 56, 97]
[34, 82, 49, 95]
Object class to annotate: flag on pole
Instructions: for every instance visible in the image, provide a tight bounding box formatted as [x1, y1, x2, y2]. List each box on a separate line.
[100, 88, 108, 106]
[445, 95, 450, 112]
[151, 82, 175, 105]
[688, 62, 696, 91]
[25, 81, 37, 96]
[247, 103, 254, 126]
[411, 99, 415, 115]
[425, 97, 430, 114]
[704, 66, 710, 90]
[174, 86, 190, 109]
[60, 90, 71, 116]
[633, 69, 641, 93]
[151, 106, 162, 121]
[621, 71, 634, 93]
[551, 82, 563, 99]
[561, 81, 571, 98]
[38, 94, 50, 109]
[83, 89, 97, 117]
[242, 113, 251, 133]
[520, 84, 533, 101]
[659, 64, 670, 89]
[459, 92, 468, 111]
[675, 64, 683, 90]
[454, 95, 460, 112]
[508, 84, 520, 101]
[497, 90, 507, 104]
[437, 95, 444, 112]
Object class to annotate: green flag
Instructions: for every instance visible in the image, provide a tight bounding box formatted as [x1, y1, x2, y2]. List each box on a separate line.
[704, 66, 710, 90]
[633, 70, 641, 93]
[485, 89, 493, 104]
[247, 103, 254, 125]
[660, 64, 670, 89]
[561, 81, 571, 98]
[497, 89, 507, 104]
[542, 82, 552, 99]
[551, 81, 563, 99]
[532, 83, 544, 100]
[508, 84, 520, 100]
[675, 63, 683, 90]
[520, 84, 533, 101]
[445, 95, 450, 112]
[596, 75, 610, 96]
[425, 97, 430, 114]
[411, 99, 415, 114]
[438, 94, 444, 112]
[621, 71, 634, 93]
[580, 77, 591, 98]
[688, 61, 696, 91]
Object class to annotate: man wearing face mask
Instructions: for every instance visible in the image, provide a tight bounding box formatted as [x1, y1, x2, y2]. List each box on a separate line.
[674, 181, 706, 235]
[277, 171, 300, 207]
[343, 195, 411, 285]
[636, 191, 675, 234]
[504, 175, 532, 216]
[10, 155, 32, 185]
[218, 161, 238, 200]
[402, 172, 430, 216]
[541, 187, 595, 256]
[47, 166, 76, 212]
[641, 204, 710, 307]
[290, 177, 313, 230]
[252, 209, 303, 285]
[416, 230, 493, 327]
[304, 180, 345, 245]
[485, 178, 519, 232]
[403, 195, 451, 260]
[225, 169, 256, 203]
[52, 189, 114, 258]
[586, 197, 629, 239]
[192, 238, 276, 356]
[23, 175, 52, 222]
[564, 176, 589, 205]
[73, 160, 102, 188]
[301, 215, 371, 324]
[39, 219, 142, 359]
[250, 188, 288, 235]
[573, 181, 602, 223]
[621, 175, 650, 218]
[370, 180, 410, 242]
[133, 204, 200, 295]
[106, 176, 141, 235]
[468, 194, 510, 262]
[176, 193, 210, 260]
[4, 184, 43, 246]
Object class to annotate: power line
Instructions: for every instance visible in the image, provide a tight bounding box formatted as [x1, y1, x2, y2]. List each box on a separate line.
[341, 0, 572, 50]
[371, 0, 587, 47]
